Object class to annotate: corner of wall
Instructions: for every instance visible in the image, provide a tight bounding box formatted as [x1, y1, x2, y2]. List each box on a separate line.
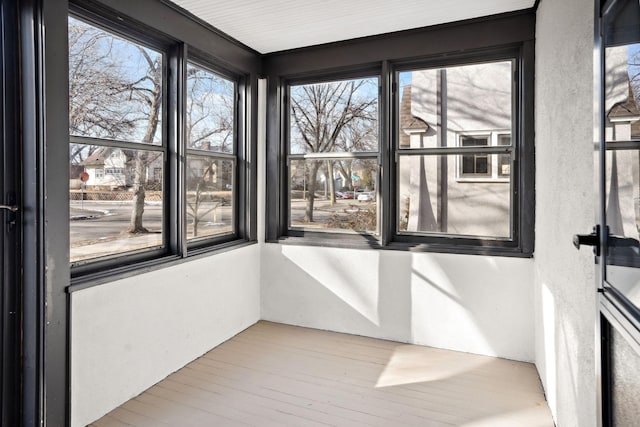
[534, 0, 598, 425]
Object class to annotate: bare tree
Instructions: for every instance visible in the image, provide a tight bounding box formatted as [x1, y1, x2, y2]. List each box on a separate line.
[185, 65, 235, 236]
[290, 79, 377, 222]
[69, 17, 162, 233]
[186, 160, 224, 237]
[334, 118, 378, 191]
[68, 21, 136, 167]
[186, 66, 234, 152]
[68, 21, 138, 140]
[127, 49, 162, 233]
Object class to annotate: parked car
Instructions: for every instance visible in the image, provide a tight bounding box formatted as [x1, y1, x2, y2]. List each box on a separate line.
[357, 192, 375, 202]
[342, 192, 354, 199]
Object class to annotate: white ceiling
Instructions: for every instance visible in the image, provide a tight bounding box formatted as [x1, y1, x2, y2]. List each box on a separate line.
[170, 0, 536, 54]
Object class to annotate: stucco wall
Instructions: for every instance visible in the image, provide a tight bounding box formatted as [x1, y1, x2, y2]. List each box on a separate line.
[70, 244, 261, 427]
[535, 0, 598, 425]
[261, 244, 535, 362]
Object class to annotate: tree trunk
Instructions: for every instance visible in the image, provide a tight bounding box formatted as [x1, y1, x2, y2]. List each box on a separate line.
[128, 153, 148, 233]
[337, 161, 353, 190]
[304, 162, 320, 222]
[327, 160, 336, 205]
[192, 181, 202, 237]
[128, 57, 161, 234]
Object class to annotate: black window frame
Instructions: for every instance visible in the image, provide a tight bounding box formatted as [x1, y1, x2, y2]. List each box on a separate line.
[391, 52, 520, 250]
[68, 1, 257, 281]
[184, 54, 243, 251]
[283, 70, 382, 238]
[265, 11, 535, 257]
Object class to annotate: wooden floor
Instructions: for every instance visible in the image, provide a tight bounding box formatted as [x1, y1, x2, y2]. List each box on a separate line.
[89, 322, 554, 427]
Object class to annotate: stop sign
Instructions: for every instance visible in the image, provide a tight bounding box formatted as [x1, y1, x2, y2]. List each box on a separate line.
[79, 171, 89, 182]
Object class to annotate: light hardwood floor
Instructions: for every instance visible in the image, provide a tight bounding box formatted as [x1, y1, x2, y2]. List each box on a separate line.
[89, 321, 554, 426]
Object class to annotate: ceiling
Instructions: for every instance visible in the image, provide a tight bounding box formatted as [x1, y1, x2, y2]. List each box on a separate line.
[169, 0, 536, 54]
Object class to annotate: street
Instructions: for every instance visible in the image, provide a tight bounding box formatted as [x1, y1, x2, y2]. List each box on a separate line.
[69, 197, 374, 262]
[70, 200, 233, 261]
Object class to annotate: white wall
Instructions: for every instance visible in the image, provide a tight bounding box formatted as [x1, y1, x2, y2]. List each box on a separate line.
[535, 0, 598, 425]
[261, 244, 535, 362]
[70, 244, 261, 427]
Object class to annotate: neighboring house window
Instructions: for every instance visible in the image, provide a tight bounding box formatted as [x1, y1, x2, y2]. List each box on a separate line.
[395, 59, 521, 247]
[285, 75, 379, 235]
[105, 168, 124, 175]
[68, 9, 247, 274]
[457, 133, 511, 180]
[460, 135, 491, 178]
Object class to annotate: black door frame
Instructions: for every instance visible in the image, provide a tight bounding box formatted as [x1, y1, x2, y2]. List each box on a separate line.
[17, 0, 71, 426]
[594, 1, 640, 425]
[1, 1, 21, 426]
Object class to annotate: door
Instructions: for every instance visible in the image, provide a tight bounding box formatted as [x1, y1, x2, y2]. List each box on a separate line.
[581, 0, 640, 425]
[1, 1, 21, 426]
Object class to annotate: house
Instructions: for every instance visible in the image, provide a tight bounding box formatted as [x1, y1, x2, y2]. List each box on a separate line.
[2, 1, 639, 427]
[77, 147, 163, 190]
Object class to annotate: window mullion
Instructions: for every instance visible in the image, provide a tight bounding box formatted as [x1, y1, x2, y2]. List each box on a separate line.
[169, 43, 186, 256]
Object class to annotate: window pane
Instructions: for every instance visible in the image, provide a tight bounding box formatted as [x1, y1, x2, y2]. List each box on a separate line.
[461, 153, 491, 177]
[399, 61, 512, 150]
[68, 17, 163, 144]
[289, 159, 378, 233]
[186, 63, 235, 153]
[186, 156, 234, 239]
[289, 77, 379, 154]
[69, 144, 164, 262]
[398, 154, 511, 238]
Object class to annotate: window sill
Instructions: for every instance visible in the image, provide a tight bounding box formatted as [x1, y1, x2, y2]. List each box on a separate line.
[68, 239, 258, 292]
[269, 235, 532, 258]
[384, 240, 532, 258]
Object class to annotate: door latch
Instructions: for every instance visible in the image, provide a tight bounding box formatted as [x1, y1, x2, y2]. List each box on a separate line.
[573, 225, 601, 256]
[0, 205, 19, 212]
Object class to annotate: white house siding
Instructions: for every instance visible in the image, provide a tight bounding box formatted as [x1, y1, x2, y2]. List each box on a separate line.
[604, 46, 640, 239]
[535, 0, 598, 426]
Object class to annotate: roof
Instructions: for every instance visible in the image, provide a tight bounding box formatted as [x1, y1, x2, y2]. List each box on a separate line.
[399, 85, 429, 147]
[81, 147, 111, 166]
[608, 81, 640, 122]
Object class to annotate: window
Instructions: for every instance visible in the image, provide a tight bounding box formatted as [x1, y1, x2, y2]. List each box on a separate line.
[286, 75, 380, 235]
[185, 61, 237, 242]
[269, 48, 532, 254]
[460, 136, 491, 178]
[457, 133, 511, 180]
[68, 10, 249, 273]
[396, 60, 515, 241]
[68, 15, 166, 264]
